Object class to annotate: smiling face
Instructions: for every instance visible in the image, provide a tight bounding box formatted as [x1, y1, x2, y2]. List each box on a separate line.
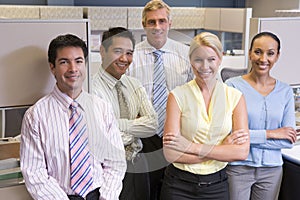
[100, 36, 133, 79]
[190, 45, 221, 83]
[50, 46, 86, 99]
[143, 8, 171, 49]
[249, 36, 280, 75]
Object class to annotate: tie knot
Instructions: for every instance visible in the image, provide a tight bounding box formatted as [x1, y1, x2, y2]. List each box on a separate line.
[70, 101, 79, 112]
[153, 50, 163, 58]
[115, 81, 122, 88]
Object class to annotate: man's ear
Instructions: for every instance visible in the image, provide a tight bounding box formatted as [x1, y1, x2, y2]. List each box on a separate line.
[168, 19, 172, 29]
[100, 45, 105, 58]
[49, 63, 55, 75]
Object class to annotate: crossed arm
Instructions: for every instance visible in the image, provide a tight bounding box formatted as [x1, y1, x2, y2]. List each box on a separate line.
[163, 93, 250, 164]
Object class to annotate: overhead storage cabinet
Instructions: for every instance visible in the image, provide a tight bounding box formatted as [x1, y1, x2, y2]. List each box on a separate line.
[84, 7, 127, 30]
[0, 5, 39, 19]
[39, 6, 83, 19]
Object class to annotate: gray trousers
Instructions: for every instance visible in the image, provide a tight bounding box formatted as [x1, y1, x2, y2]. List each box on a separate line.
[226, 165, 282, 200]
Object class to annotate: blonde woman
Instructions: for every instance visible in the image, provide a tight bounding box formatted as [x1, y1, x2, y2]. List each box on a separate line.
[161, 32, 250, 200]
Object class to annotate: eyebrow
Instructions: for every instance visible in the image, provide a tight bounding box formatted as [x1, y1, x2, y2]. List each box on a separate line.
[57, 57, 84, 61]
[254, 48, 276, 51]
[113, 47, 134, 53]
[75, 57, 85, 60]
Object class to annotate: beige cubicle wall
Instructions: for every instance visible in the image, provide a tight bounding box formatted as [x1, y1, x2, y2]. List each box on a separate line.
[0, 184, 32, 200]
[204, 8, 221, 30]
[39, 6, 83, 19]
[127, 7, 143, 29]
[0, 19, 90, 108]
[0, 5, 83, 20]
[0, 5, 39, 19]
[0, 19, 90, 140]
[171, 7, 205, 29]
[83, 7, 127, 30]
[275, 9, 300, 17]
[220, 8, 248, 33]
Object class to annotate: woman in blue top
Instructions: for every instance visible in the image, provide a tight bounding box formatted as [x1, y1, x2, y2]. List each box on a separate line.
[225, 31, 297, 200]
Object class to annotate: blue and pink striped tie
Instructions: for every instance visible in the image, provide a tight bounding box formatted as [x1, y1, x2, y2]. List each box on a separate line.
[153, 50, 168, 137]
[69, 101, 93, 197]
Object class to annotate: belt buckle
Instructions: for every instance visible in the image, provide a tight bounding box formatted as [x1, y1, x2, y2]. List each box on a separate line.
[198, 181, 212, 187]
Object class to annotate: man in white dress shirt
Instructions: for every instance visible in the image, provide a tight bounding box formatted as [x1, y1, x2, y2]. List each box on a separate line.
[92, 27, 158, 200]
[127, 1, 194, 199]
[20, 34, 126, 200]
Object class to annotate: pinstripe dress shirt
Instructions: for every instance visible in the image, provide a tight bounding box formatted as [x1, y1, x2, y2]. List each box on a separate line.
[20, 85, 126, 200]
[91, 67, 158, 160]
[127, 38, 194, 102]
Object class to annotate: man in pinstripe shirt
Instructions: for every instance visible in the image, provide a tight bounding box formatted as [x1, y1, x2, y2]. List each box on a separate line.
[20, 34, 126, 200]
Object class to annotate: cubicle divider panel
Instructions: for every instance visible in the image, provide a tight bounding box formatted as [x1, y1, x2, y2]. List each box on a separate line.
[0, 19, 90, 108]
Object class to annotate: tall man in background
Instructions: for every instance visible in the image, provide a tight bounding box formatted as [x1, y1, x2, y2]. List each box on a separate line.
[127, 0, 194, 199]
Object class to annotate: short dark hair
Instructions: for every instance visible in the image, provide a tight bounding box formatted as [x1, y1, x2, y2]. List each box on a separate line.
[48, 34, 88, 65]
[250, 31, 281, 53]
[101, 27, 135, 50]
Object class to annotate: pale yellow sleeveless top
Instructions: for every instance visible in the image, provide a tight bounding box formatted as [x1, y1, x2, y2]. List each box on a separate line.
[171, 80, 242, 175]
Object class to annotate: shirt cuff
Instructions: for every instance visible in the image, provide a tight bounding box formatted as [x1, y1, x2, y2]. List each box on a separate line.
[250, 130, 267, 144]
[118, 118, 128, 133]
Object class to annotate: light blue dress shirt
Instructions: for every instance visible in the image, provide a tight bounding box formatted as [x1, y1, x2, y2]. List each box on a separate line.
[226, 76, 295, 167]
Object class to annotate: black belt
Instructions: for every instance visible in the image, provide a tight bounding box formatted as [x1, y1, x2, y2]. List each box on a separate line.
[166, 164, 227, 187]
[68, 187, 100, 200]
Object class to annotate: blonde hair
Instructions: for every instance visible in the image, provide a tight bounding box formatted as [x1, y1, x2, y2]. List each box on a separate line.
[189, 32, 223, 60]
[142, 0, 171, 26]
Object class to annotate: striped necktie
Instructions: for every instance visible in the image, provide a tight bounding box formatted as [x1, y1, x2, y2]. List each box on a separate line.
[69, 101, 93, 197]
[153, 50, 168, 137]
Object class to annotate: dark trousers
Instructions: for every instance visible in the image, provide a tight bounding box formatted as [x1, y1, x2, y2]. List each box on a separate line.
[160, 164, 229, 200]
[120, 153, 151, 200]
[68, 188, 100, 200]
[141, 135, 169, 200]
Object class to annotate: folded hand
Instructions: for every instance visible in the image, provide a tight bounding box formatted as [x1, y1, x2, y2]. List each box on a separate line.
[222, 129, 249, 145]
[163, 132, 193, 153]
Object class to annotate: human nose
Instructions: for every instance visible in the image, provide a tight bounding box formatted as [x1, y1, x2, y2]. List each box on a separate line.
[69, 61, 79, 71]
[259, 53, 268, 61]
[153, 20, 161, 29]
[203, 59, 210, 68]
[119, 53, 128, 62]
